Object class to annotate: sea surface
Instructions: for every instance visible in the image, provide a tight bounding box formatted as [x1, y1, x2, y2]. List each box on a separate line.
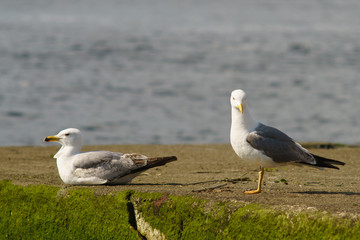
[1, 0, 360, 146]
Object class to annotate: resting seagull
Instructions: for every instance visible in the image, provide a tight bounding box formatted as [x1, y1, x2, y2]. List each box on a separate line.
[44, 128, 177, 185]
[230, 89, 345, 194]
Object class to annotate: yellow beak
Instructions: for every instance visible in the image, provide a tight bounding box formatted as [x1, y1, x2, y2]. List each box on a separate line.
[238, 104, 243, 114]
[44, 135, 60, 142]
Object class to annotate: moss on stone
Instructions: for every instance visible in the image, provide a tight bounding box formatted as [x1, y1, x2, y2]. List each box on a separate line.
[0, 180, 138, 239]
[1, 180, 360, 240]
[131, 192, 360, 239]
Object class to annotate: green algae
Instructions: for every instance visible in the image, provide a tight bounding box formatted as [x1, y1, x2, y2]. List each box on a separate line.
[131, 193, 360, 240]
[223, 204, 360, 240]
[0, 181, 138, 239]
[1, 180, 360, 240]
[131, 193, 231, 239]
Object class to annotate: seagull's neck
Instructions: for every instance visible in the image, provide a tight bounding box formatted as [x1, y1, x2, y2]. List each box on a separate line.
[231, 107, 258, 133]
[54, 145, 81, 159]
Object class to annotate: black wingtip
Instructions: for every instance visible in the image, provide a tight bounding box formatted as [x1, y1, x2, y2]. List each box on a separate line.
[146, 156, 177, 167]
[130, 156, 177, 174]
[307, 154, 345, 169]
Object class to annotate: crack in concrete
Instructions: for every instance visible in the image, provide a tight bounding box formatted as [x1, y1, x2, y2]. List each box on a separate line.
[125, 192, 147, 240]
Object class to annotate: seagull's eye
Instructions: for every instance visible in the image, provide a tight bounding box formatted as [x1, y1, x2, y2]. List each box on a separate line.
[65, 133, 70, 136]
[232, 97, 236, 100]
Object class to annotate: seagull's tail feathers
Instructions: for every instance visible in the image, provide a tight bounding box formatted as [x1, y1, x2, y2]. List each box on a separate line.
[305, 154, 345, 170]
[131, 156, 177, 174]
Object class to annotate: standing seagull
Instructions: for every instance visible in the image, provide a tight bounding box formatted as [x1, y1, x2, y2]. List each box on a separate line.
[230, 89, 344, 194]
[44, 128, 177, 185]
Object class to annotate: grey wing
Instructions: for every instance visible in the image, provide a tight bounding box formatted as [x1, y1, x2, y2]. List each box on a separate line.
[246, 123, 316, 164]
[72, 151, 148, 181]
[73, 151, 122, 169]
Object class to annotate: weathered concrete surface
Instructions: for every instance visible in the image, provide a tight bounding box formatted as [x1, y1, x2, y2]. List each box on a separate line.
[0, 144, 359, 215]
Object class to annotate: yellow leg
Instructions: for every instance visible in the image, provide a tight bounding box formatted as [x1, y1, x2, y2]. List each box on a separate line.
[244, 167, 264, 194]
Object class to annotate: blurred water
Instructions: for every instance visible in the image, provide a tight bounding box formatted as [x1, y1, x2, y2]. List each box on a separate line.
[1, 0, 360, 146]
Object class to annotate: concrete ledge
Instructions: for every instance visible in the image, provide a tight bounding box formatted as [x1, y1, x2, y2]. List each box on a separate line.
[1, 181, 359, 239]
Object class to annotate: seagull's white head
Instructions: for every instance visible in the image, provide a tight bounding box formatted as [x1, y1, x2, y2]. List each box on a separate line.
[230, 89, 248, 114]
[44, 128, 83, 148]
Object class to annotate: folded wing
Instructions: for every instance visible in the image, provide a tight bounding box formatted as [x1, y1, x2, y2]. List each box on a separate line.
[72, 151, 148, 182]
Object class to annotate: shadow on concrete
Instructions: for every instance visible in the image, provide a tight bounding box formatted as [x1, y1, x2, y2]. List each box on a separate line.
[292, 191, 360, 196]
